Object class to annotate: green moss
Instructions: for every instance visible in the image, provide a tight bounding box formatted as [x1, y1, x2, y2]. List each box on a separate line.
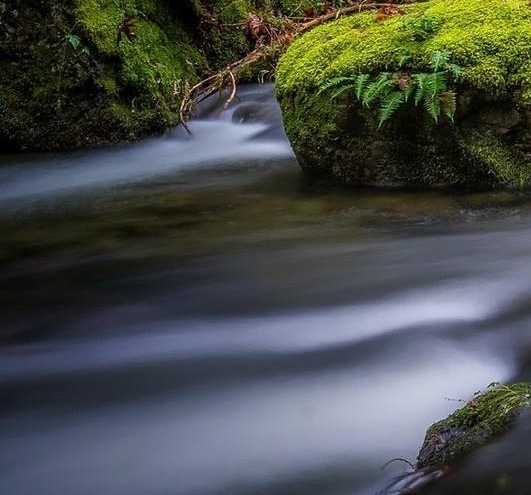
[417, 383, 531, 469]
[460, 134, 531, 189]
[277, 0, 531, 97]
[75, 0, 205, 101]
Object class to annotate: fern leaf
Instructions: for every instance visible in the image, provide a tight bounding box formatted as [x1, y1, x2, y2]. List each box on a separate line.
[362, 73, 391, 107]
[446, 63, 464, 79]
[378, 91, 404, 127]
[413, 73, 428, 105]
[423, 71, 447, 99]
[424, 93, 441, 122]
[354, 73, 371, 100]
[398, 54, 412, 68]
[317, 76, 357, 95]
[330, 84, 356, 99]
[403, 83, 415, 103]
[430, 50, 450, 72]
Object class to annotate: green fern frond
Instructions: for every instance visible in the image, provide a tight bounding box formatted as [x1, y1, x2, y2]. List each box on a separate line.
[424, 93, 441, 122]
[413, 73, 428, 105]
[446, 63, 464, 79]
[330, 84, 356, 99]
[354, 73, 371, 100]
[317, 76, 357, 95]
[362, 73, 391, 107]
[403, 81, 415, 102]
[430, 50, 450, 72]
[398, 54, 412, 68]
[422, 71, 447, 99]
[378, 91, 404, 127]
[318, 49, 462, 127]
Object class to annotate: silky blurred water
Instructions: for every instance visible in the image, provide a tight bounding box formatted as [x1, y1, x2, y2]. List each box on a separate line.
[1, 84, 531, 495]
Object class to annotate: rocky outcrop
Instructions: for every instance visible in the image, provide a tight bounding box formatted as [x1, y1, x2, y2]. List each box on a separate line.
[275, 0, 531, 190]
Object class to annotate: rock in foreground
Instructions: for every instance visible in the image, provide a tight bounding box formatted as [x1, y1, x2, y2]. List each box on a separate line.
[381, 383, 531, 494]
[417, 382, 531, 469]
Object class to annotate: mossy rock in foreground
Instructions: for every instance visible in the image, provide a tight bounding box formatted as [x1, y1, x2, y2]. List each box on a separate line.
[276, 0, 531, 190]
[416, 383, 531, 469]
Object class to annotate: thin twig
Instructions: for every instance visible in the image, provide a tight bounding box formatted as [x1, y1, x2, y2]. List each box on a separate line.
[224, 71, 237, 109]
[381, 457, 415, 471]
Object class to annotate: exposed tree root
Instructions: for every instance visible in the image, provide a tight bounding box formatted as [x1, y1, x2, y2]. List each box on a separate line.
[177, 1, 413, 131]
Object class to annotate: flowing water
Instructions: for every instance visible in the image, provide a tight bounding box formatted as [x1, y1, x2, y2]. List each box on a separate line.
[1, 84, 531, 495]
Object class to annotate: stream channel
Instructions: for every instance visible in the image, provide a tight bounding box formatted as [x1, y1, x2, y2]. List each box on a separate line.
[1, 84, 531, 495]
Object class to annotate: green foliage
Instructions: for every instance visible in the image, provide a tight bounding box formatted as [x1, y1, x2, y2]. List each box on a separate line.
[276, 0, 531, 101]
[403, 14, 439, 41]
[362, 73, 392, 108]
[460, 133, 531, 189]
[318, 50, 462, 126]
[378, 90, 404, 128]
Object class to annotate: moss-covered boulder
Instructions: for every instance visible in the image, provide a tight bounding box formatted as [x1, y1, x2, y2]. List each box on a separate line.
[0, 0, 304, 151]
[275, 0, 531, 189]
[0, 0, 204, 151]
[417, 383, 531, 469]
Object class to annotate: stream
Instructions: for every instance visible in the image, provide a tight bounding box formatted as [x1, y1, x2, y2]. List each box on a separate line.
[1, 84, 531, 495]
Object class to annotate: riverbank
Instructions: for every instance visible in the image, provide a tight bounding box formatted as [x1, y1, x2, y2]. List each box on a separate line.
[0, 0, 303, 151]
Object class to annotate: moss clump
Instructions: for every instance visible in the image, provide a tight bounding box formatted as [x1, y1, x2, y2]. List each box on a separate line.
[416, 383, 531, 469]
[276, 0, 531, 189]
[78, 0, 208, 126]
[276, 0, 531, 95]
[460, 133, 531, 190]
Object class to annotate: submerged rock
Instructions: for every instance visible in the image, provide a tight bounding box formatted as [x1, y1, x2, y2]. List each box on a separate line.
[276, 0, 531, 190]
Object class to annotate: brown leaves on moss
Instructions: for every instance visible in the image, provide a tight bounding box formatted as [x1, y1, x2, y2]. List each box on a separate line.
[116, 14, 136, 45]
[376, 4, 405, 21]
[244, 13, 280, 48]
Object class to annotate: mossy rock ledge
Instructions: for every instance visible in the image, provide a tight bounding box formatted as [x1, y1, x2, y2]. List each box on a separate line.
[275, 0, 531, 190]
[0, 0, 303, 151]
[416, 383, 531, 470]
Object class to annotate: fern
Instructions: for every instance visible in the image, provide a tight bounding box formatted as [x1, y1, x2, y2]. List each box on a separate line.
[362, 73, 391, 107]
[446, 62, 464, 79]
[430, 50, 450, 72]
[398, 54, 412, 68]
[413, 73, 428, 105]
[426, 71, 447, 99]
[354, 73, 370, 100]
[378, 91, 404, 127]
[317, 76, 357, 96]
[424, 93, 441, 122]
[330, 84, 356, 99]
[402, 81, 415, 102]
[317, 49, 463, 127]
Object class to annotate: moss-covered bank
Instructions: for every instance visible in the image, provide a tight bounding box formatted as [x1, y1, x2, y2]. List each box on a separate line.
[276, 0, 531, 189]
[0, 0, 303, 151]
